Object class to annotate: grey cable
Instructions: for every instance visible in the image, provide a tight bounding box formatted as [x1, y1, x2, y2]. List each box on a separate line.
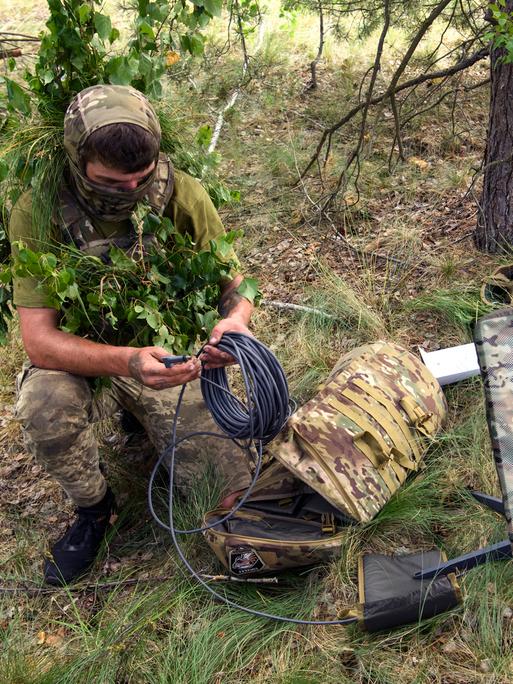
[149, 332, 358, 626]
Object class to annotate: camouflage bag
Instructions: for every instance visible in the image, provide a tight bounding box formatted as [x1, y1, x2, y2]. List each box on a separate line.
[268, 341, 448, 523]
[204, 341, 447, 576]
[204, 461, 353, 575]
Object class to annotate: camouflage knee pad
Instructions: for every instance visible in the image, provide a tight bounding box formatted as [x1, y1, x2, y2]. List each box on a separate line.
[15, 365, 107, 507]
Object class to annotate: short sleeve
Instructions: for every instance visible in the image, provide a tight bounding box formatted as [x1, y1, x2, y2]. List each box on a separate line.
[9, 192, 55, 308]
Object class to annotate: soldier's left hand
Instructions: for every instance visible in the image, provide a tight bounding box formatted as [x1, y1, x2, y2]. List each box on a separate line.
[200, 316, 252, 369]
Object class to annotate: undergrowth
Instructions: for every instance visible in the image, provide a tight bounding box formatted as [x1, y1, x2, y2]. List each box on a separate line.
[2, 1, 513, 683]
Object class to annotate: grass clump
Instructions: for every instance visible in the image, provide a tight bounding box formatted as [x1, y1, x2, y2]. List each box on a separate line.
[406, 288, 489, 337]
[257, 264, 385, 400]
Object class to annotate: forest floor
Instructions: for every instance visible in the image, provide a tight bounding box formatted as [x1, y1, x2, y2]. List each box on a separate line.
[2, 3, 513, 684]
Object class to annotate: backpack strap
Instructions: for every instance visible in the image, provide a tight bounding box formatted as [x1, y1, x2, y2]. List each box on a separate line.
[350, 378, 423, 460]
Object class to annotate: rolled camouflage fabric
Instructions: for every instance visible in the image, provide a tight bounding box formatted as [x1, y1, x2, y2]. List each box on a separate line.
[63, 85, 164, 221]
[480, 264, 513, 307]
[474, 308, 513, 554]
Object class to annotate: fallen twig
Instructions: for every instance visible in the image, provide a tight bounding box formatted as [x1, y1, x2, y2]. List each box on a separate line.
[0, 571, 280, 595]
[208, 12, 267, 153]
[261, 299, 336, 319]
[200, 574, 279, 583]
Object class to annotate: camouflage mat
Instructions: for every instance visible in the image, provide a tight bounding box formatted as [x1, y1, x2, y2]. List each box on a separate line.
[474, 308, 513, 553]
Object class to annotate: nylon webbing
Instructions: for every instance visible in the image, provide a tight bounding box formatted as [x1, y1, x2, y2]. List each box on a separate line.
[290, 432, 362, 519]
[341, 386, 417, 465]
[350, 378, 422, 461]
[325, 396, 407, 492]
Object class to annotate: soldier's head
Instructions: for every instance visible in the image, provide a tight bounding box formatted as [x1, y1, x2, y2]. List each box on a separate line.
[63, 85, 162, 211]
[81, 123, 159, 190]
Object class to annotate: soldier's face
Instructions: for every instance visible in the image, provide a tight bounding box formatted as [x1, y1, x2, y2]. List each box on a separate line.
[85, 159, 156, 191]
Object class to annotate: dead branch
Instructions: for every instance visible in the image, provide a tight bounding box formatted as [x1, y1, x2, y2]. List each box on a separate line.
[0, 48, 22, 58]
[318, 0, 391, 210]
[201, 574, 279, 583]
[208, 9, 266, 153]
[307, 0, 325, 90]
[0, 32, 39, 40]
[400, 33, 485, 109]
[0, 572, 278, 596]
[386, 0, 455, 97]
[389, 92, 404, 169]
[399, 77, 490, 130]
[261, 300, 336, 319]
[300, 46, 489, 179]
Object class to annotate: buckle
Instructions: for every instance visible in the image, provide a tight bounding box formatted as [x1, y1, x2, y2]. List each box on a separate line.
[321, 513, 336, 534]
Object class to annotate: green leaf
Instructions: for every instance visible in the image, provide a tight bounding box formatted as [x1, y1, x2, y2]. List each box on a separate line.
[0, 266, 12, 285]
[7, 57, 16, 72]
[203, 0, 222, 16]
[237, 277, 262, 305]
[106, 56, 139, 85]
[196, 124, 212, 148]
[5, 79, 31, 116]
[180, 34, 192, 53]
[190, 34, 205, 56]
[41, 253, 58, 269]
[94, 12, 112, 41]
[138, 52, 153, 77]
[41, 69, 55, 85]
[78, 3, 92, 23]
[138, 20, 155, 39]
[146, 312, 160, 330]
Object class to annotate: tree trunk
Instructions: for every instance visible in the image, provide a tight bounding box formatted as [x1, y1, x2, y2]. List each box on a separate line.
[476, 9, 513, 252]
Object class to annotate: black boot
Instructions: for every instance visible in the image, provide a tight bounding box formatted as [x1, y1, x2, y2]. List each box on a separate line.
[44, 487, 116, 586]
[120, 409, 145, 436]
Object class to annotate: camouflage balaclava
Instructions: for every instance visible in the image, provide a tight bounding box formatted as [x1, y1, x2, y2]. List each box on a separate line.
[63, 85, 162, 222]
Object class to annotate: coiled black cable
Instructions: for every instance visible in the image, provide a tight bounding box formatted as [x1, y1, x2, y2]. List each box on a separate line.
[200, 333, 290, 445]
[148, 332, 357, 626]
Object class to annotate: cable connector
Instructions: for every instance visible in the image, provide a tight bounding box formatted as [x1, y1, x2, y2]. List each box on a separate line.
[162, 355, 190, 368]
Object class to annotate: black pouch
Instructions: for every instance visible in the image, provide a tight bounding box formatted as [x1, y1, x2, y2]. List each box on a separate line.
[359, 550, 462, 632]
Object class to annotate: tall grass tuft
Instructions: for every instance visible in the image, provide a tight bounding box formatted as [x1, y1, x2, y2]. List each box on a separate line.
[406, 288, 489, 336]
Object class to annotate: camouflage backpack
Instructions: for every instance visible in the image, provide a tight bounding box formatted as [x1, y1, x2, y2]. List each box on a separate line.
[204, 341, 447, 576]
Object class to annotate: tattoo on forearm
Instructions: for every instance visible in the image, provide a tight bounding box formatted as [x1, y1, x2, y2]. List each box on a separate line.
[218, 290, 244, 317]
[128, 351, 143, 383]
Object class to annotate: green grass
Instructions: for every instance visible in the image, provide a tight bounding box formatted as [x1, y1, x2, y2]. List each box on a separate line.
[407, 288, 490, 337]
[2, 0, 513, 682]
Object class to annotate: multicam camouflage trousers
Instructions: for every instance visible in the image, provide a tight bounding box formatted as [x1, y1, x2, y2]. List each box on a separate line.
[15, 364, 252, 508]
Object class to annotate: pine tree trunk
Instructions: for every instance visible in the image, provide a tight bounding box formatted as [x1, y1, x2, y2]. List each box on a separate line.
[476, 17, 513, 252]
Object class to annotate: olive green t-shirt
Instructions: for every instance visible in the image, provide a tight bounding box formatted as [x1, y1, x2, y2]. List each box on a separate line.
[9, 169, 239, 308]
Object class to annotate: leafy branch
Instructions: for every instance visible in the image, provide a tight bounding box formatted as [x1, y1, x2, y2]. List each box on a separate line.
[2, 208, 259, 351]
[2, 0, 226, 114]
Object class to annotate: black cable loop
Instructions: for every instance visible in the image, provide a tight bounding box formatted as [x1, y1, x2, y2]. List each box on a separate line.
[148, 332, 358, 626]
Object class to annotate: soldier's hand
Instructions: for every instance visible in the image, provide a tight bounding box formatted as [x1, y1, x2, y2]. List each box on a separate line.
[128, 347, 201, 389]
[200, 316, 252, 369]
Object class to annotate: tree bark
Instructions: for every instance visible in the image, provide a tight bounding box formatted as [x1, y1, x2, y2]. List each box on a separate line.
[476, 5, 513, 252]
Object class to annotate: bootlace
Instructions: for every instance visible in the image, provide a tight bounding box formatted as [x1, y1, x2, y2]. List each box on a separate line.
[66, 508, 108, 546]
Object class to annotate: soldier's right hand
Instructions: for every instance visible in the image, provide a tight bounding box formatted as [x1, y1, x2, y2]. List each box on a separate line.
[128, 347, 201, 389]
